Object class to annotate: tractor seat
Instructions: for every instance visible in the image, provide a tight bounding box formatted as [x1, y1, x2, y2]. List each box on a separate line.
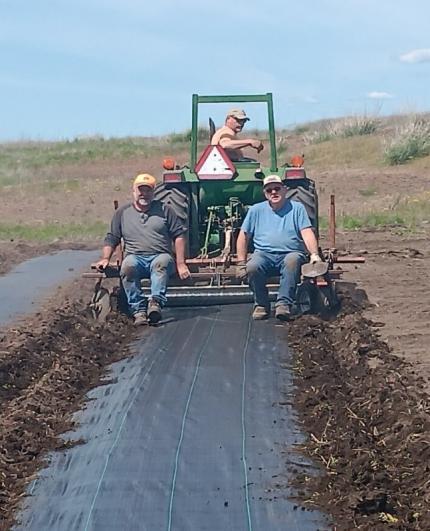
[209, 117, 216, 143]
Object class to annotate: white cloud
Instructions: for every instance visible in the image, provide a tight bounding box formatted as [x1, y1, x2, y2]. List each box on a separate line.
[303, 96, 319, 104]
[399, 49, 430, 63]
[367, 91, 393, 99]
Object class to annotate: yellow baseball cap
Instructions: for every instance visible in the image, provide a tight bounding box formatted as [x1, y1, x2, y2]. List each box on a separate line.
[133, 173, 157, 189]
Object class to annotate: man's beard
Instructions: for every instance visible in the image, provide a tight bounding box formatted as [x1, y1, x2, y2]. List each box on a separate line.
[137, 197, 151, 207]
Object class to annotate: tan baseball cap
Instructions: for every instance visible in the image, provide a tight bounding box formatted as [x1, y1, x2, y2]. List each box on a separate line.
[133, 173, 157, 189]
[263, 175, 283, 188]
[227, 109, 250, 121]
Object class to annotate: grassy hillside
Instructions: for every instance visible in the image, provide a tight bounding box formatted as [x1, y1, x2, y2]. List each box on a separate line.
[1, 113, 429, 241]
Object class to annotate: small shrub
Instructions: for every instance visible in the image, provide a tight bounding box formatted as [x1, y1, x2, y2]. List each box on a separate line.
[305, 130, 333, 144]
[293, 124, 310, 135]
[342, 118, 377, 137]
[384, 118, 430, 165]
[304, 116, 378, 144]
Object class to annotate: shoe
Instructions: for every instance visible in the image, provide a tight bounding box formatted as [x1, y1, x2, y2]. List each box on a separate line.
[133, 311, 148, 326]
[147, 299, 162, 324]
[275, 304, 292, 321]
[252, 305, 270, 320]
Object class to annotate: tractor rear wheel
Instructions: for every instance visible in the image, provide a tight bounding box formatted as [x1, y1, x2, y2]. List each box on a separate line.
[285, 178, 319, 237]
[154, 183, 190, 226]
[154, 183, 195, 255]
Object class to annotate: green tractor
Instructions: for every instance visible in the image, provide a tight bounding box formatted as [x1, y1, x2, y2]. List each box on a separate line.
[152, 93, 323, 306]
[86, 93, 363, 315]
[156, 93, 318, 260]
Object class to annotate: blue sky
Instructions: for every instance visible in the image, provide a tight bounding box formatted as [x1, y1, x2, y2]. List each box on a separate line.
[1, 0, 430, 141]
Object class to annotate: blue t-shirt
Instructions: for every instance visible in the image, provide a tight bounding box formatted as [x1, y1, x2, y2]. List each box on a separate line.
[241, 200, 312, 253]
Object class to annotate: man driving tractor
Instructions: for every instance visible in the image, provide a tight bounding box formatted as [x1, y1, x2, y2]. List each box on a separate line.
[211, 108, 264, 161]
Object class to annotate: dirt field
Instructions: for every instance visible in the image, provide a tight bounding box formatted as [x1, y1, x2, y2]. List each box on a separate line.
[0, 141, 429, 529]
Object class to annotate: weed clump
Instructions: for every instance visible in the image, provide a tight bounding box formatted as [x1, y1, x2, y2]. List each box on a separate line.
[304, 116, 378, 144]
[384, 117, 430, 165]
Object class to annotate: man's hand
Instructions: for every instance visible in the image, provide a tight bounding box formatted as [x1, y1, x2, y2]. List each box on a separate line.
[177, 262, 191, 280]
[251, 140, 264, 153]
[310, 253, 322, 264]
[95, 258, 110, 271]
[236, 260, 248, 281]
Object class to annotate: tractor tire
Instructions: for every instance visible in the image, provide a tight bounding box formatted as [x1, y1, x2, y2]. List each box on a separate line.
[285, 178, 319, 237]
[154, 183, 190, 226]
[153, 183, 194, 255]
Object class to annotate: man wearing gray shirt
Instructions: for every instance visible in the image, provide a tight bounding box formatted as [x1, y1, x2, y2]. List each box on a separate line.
[96, 173, 190, 325]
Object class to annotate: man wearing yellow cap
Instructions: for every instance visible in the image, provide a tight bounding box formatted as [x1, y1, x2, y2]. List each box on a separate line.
[211, 109, 263, 161]
[96, 173, 190, 325]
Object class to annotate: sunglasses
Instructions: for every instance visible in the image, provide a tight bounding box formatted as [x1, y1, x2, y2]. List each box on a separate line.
[265, 186, 282, 194]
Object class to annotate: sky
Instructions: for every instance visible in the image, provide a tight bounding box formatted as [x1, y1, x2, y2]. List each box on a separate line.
[1, 0, 430, 141]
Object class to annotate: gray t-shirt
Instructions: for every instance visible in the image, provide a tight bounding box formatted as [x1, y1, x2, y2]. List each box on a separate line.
[104, 200, 186, 256]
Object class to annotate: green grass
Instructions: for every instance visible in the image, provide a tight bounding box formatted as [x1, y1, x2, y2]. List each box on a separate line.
[306, 135, 382, 170]
[0, 135, 189, 172]
[358, 187, 377, 197]
[319, 194, 430, 231]
[167, 128, 209, 144]
[0, 135, 191, 189]
[0, 221, 107, 241]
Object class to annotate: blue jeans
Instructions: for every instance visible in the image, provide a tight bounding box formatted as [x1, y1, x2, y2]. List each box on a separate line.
[120, 253, 174, 315]
[246, 251, 307, 308]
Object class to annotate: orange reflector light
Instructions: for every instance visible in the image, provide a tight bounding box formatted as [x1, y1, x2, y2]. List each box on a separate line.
[290, 154, 304, 167]
[162, 157, 175, 170]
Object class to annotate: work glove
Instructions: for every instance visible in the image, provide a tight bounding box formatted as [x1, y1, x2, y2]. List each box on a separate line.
[236, 260, 248, 281]
[309, 253, 322, 264]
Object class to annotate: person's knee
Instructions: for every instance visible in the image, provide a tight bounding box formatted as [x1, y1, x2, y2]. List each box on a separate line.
[120, 255, 139, 280]
[152, 253, 174, 273]
[246, 257, 265, 276]
[283, 252, 304, 272]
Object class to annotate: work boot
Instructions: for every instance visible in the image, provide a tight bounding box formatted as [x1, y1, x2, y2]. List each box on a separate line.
[252, 305, 269, 320]
[147, 299, 162, 324]
[275, 303, 292, 322]
[133, 310, 148, 326]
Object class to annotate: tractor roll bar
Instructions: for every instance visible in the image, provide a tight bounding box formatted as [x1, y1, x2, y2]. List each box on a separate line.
[191, 93, 277, 173]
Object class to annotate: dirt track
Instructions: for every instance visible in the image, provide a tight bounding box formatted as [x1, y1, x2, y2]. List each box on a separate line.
[0, 228, 429, 529]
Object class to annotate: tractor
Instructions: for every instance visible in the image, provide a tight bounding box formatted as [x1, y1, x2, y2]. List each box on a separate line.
[85, 93, 364, 318]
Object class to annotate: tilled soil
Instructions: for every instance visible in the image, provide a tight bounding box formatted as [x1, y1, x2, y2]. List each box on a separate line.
[286, 295, 430, 530]
[0, 231, 429, 530]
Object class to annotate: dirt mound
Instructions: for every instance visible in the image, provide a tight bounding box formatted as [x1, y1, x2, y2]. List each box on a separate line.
[0, 302, 135, 530]
[286, 295, 430, 530]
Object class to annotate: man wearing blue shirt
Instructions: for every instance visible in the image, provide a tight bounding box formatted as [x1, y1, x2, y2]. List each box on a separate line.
[236, 175, 322, 321]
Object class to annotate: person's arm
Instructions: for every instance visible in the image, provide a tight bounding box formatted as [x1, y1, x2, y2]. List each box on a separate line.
[95, 245, 115, 270]
[220, 137, 263, 152]
[235, 230, 249, 280]
[174, 236, 191, 279]
[300, 227, 321, 263]
[95, 209, 123, 270]
[236, 230, 249, 262]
